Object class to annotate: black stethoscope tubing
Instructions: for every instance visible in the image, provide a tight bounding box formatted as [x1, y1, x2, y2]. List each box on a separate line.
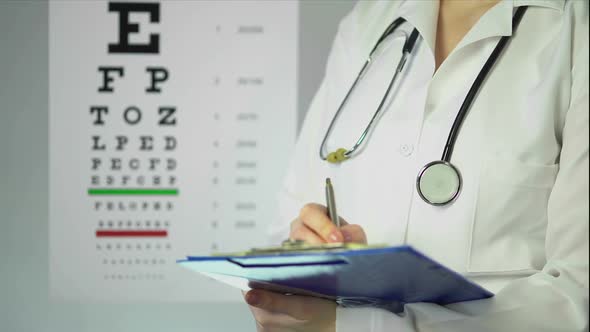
[442, 6, 528, 162]
[318, 18, 419, 163]
[320, 6, 528, 206]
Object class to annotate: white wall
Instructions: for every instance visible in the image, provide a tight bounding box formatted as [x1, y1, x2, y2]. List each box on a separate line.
[0, 1, 355, 331]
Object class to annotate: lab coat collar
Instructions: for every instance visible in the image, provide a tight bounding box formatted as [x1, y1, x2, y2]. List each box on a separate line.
[459, 0, 566, 48]
[390, 0, 565, 56]
[455, 0, 513, 50]
[514, 0, 565, 12]
[395, 0, 439, 57]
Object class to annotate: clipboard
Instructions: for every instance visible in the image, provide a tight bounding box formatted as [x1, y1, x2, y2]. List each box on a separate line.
[178, 245, 493, 311]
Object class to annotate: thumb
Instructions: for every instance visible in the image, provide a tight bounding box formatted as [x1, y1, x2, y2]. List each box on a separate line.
[337, 216, 349, 227]
[340, 224, 367, 244]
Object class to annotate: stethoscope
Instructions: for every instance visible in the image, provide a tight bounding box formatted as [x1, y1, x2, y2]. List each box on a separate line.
[319, 7, 527, 206]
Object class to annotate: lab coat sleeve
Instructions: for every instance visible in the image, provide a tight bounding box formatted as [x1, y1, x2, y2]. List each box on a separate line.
[337, 3, 589, 332]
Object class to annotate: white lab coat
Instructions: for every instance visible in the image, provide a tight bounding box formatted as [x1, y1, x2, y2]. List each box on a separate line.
[268, 0, 589, 331]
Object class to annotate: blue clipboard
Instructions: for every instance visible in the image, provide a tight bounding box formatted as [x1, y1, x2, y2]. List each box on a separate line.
[178, 245, 492, 312]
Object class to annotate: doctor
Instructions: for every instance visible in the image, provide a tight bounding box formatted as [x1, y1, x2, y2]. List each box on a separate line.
[244, 0, 588, 331]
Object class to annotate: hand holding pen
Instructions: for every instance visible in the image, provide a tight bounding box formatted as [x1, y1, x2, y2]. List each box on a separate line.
[247, 178, 367, 331]
[287, 178, 367, 245]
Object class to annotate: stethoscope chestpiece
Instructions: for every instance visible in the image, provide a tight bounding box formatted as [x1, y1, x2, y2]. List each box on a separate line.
[416, 160, 462, 206]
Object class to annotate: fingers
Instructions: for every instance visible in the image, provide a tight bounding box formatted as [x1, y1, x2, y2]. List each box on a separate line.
[289, 202, 357, 244]
[249, 306, 300, 331]
[340, 224, 367, 244]
[290, 219, 324, 245]
[245, 289, 334, 321]
[246, 290, 305, 319]
[298, 203, 345, 243]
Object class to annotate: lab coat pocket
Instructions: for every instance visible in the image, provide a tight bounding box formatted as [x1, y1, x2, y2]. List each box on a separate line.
[468, 159, 558, 273]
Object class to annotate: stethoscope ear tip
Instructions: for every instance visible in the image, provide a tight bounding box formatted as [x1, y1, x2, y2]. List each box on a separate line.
[326, 148, 349, 164]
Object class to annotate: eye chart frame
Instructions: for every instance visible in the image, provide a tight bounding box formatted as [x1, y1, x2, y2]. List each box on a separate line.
[49, 0, 298, 302]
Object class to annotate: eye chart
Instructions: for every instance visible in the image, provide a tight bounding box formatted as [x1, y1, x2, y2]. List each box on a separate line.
[49, 1, 297, 302]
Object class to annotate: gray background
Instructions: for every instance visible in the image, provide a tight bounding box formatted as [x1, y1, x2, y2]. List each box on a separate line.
[0, 1, 355, 331]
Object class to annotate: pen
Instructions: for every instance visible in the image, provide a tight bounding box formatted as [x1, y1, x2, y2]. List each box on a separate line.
[325, 178, 340, 228]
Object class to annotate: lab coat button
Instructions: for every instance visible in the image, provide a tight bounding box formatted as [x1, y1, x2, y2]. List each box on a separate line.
[399, 144, 414, 156]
